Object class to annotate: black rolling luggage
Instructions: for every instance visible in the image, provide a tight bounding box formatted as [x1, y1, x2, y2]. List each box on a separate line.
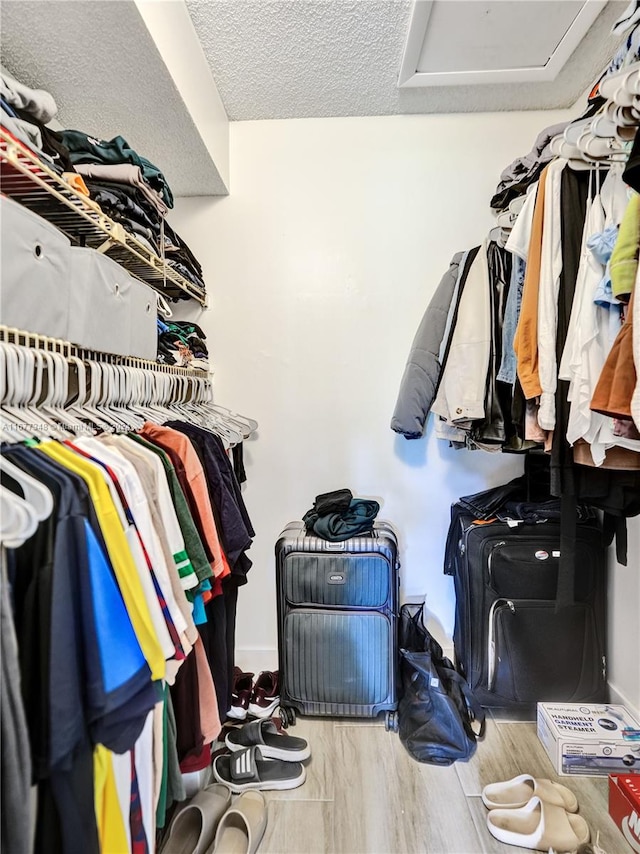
[275, 521, 400, 729]
[445, 480, 607, 711]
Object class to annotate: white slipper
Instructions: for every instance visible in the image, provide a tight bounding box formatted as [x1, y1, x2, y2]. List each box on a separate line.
[482, 774, 578, 812]
[209, 791, 267, 854]
[162, 784, 232, 854]
[487, 796, 589, 853]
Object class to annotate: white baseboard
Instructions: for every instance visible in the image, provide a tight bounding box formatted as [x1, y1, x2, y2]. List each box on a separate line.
[235, 651, 640, 726]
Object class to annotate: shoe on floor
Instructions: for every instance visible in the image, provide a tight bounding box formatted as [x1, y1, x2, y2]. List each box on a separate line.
[213, 745, 305, 794]
[482, 774, 578, 812]
[208, 791, 267, 854]
[486, 795, 589, 852]
[161, 783, 231, 854]
[228, 667, 255, 721]
[225, 719, 310, 762]
[248, 671, 280, 719]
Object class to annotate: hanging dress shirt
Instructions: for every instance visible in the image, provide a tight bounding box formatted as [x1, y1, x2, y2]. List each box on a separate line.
[537, 158, 566, 431]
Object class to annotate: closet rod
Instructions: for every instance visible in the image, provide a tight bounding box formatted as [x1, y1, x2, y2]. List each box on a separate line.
[0, 325, 211, 378]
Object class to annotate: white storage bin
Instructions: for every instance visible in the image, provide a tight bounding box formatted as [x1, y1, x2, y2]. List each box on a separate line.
[68, 247, 157, 359]
[0, 195, 72, 339]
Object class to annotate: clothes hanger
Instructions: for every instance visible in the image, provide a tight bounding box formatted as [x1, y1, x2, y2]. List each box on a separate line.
[156, 293, 173, 319]
[153, 371, 185, 421]
[145, 369, 178, 422]
[96, 363, 136, 432]
[103, 364, 143, 431]
[0, 455, 54, 520]
[126, 367, 158, 423]
[0, 486, 39, 547]
[116, 364, 146, 429]
[599, 61, 640, 105]
[81, 361, 119, 433]
[50, 353, 95, 435]
[208, 404, 258, 437]
[165, 374, 240, 441]
[184, 397, 246, 446]
[128, 367, 173, 423]
[494, 211, 513, 228]
[167, 375, 200, 421]
[0, 344, 26, 443]
[35, 349, 76, 438]
[0, 343, 50, 439]
[64, 355, 109, 432]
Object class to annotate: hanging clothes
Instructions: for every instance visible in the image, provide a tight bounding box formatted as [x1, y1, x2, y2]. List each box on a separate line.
[1, 405, 255, 851]
[1, 547, 33, 854]
[432, 241, 492, 429]
[390, 251, 466, 439]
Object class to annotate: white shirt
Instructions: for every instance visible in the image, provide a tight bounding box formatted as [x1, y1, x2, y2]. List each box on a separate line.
[561, 167, 640, 461]
[505, 184, 538, 262]
[632, 263, 640, 430]
[537, 159, 566, 431]
[75, 437, 184, 668]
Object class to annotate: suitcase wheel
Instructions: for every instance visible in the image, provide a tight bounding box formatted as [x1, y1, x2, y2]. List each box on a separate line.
[385, 710, 399, 733]
[279, 706, 296, 728]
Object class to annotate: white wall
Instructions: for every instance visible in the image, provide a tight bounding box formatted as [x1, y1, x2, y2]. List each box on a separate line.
[170, 112, 638, 710]
[607, 522, 640, 715]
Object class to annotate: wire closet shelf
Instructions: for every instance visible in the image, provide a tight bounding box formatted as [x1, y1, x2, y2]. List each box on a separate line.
[0, 325, 211, 381]
[0, 128, 206, 306]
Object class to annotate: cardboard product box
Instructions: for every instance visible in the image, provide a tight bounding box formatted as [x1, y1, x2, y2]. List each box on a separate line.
[537, 703, 640, 777]
[609, 775, 640, 853]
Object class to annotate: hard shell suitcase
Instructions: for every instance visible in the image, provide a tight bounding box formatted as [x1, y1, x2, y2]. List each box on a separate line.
[446, 507, 607, 710]
[275, 520, 400, 729]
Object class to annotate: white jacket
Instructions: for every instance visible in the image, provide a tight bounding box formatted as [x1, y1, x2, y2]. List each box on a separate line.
[432, 241, 491, 425]
[560, 167, 640, 461]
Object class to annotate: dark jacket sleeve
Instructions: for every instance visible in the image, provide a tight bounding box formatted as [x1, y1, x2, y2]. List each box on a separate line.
[391, 252, 464, 439]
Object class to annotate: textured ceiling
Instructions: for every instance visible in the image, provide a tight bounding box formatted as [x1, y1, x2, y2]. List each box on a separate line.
[0, 1, 227, 197]
[187, 0, 626, 120]
[0, 0, 629, 198]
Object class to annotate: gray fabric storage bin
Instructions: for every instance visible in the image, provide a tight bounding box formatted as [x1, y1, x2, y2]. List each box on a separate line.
[0, 195, 71, 339]
[67, 247, 157, 358]
[128, 272, 158, 360]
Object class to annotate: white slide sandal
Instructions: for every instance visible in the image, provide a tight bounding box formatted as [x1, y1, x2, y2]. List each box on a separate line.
[486, 796, 589, 853]
[482, 773, 578, 812]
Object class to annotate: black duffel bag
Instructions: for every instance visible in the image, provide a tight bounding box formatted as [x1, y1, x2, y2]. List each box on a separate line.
[398, 603, 485, 765]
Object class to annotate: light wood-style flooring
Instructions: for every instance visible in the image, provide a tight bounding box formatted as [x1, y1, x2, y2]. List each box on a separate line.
[258, 712, 622, 854]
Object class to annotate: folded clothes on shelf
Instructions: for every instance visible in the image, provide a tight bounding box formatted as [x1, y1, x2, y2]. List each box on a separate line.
[0, 64, 57, 123]
[1, 67, 207, 303]
[61, 128, 174, 208]
[158, 320, 210, 370]
[73, 162, 168, 216]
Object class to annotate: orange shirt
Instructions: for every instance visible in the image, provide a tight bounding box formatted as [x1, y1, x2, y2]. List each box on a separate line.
[591, 290, 637, 420]
[141, 423, 230, 581]
[513, 165, 549, 400]
[194, 636, 221, 744]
